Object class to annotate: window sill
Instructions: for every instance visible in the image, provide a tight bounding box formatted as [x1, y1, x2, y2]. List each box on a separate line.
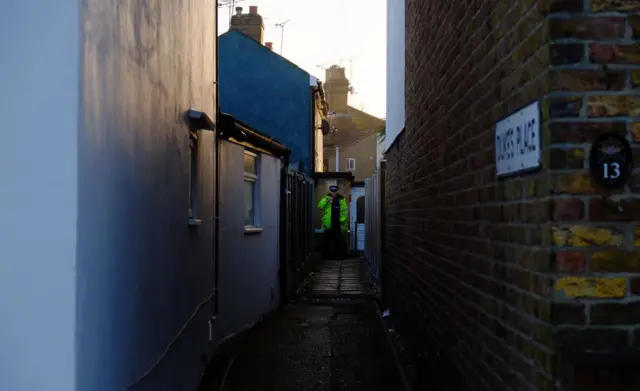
[188, 218, 202, 227]
[244, 226, 263, 235]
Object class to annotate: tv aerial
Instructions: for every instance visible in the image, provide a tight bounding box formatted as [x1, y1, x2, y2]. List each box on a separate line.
[274, 19, 292, 55]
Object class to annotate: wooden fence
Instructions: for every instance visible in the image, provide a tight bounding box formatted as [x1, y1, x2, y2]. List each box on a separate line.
[280, 169, 315, 305]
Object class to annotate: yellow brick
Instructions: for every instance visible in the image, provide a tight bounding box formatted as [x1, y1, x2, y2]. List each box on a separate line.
[529, 181, 536, 197]
[552, 173, 595, 194]
[592, 0, 640, 12]
[632, 70, 640, 88]
[552, 226, 624, 247]
[587, 96, 628, 117]
[554, 276, 627, 298]
[629, 97, 640, 116]
[591, 252, 640, 272]
[632, 123, 640, 143]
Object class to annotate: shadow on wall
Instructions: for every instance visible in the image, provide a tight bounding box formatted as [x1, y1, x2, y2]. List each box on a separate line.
[216, 140, 282, 340]
[76, 0, 217, 390]
[569, 358, 640, 391]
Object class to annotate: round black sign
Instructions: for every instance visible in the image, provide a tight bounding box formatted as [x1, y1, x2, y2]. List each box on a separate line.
[589, 133, 633, 190]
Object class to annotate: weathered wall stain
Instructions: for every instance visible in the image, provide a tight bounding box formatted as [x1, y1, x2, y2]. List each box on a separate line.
[77, 0, 217, 391]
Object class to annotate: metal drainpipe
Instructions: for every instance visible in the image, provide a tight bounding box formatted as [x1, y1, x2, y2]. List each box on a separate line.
[214, 134, 221, 318]
[310, 88, 316, 174]
[214, 7, 220, 320]
[335, 146, 340, 171]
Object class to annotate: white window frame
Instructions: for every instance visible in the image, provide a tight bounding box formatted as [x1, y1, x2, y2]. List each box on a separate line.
[244, 150, 259, 230]
[188, 130, 201, 226]
[346, 157, 356, 172]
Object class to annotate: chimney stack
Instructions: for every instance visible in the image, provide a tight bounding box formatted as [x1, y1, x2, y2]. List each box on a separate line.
[229, 5, 265, 44]
[265, 42, 273, 50]
[324, 66, 350, 113]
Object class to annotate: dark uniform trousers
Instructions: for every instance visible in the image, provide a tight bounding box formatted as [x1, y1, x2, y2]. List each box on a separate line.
[323, 228, 346, 261]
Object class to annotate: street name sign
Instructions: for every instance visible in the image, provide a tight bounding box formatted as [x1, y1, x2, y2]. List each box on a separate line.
[495, 101, 541, 178]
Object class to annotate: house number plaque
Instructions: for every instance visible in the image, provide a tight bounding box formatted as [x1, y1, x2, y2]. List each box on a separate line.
[589, 133, 633, 190]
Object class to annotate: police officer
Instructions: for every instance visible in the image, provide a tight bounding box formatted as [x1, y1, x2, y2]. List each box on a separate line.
[317, 185, 348, 260]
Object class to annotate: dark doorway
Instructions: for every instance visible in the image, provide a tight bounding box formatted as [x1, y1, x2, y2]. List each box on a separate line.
[356, 196, 365, 224]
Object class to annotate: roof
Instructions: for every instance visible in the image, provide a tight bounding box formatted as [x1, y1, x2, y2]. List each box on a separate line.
[347, 106, 385, 131]
[324, 130, 377, 156]
[219, 112, 290, 158]
[312, 171, 355, 181]
[323, 105, 385, 152]
[219, 30, 311, 77]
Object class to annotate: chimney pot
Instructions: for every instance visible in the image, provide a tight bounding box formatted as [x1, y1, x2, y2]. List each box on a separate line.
[265, 42, 273, 50]
[249, 5, 258, 14]
[235, 6, 242, 14]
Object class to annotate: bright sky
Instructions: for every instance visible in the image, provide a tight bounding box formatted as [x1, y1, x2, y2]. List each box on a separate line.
[217, 0, 387, 119]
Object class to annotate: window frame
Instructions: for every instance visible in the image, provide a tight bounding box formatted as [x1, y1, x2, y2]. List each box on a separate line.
[243, 150, 260, 231]
[346, 157, 356, 172]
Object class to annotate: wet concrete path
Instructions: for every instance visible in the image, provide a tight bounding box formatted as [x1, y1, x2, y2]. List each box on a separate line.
[200, 259, 403, 391]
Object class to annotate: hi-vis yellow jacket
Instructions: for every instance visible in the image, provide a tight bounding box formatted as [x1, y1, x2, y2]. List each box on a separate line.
[317, 194, 348, 232]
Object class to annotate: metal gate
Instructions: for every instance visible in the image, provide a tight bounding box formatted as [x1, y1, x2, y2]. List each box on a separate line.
[364, 161, 385, 285]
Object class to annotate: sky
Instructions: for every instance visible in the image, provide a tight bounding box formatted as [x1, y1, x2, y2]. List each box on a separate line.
[217, 0, 387, 119]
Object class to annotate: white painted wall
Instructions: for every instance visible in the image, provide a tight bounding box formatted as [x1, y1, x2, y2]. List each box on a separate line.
[0, 2, 79, 390]
[217, 141, 281, 339]
[385, 0, 405, 151]
[0, 1, 218, 391]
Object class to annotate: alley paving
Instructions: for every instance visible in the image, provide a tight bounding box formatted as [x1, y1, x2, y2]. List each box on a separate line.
[201, 259, 404, 391]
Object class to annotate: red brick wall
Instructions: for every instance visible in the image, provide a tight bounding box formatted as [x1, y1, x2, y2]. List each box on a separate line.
[385, 1, 640, 390]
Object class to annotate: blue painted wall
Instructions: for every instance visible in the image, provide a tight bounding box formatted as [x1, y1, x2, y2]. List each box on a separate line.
[218, 31, 313, 172]
[1, 1, 218, 390]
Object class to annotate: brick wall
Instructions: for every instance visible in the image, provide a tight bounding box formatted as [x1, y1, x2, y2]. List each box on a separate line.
[385, 1, 640, 390]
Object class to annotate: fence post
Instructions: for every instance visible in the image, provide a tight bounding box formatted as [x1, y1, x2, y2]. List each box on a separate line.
[379, 161, 386, 297]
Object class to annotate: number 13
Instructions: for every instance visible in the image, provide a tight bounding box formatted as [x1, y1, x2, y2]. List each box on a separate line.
[603, 162, 621, 179]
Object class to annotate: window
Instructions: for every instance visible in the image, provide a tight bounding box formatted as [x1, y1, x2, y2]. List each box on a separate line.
[346, 157, 356, 172]
[244, 150, 258, 227]
[188, 130, 199, 224]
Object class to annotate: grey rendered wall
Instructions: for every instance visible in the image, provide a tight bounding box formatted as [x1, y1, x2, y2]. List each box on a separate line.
[0, 2, 79, 391]
[217, 141, 281, 339]
[76, 1, 217, 391]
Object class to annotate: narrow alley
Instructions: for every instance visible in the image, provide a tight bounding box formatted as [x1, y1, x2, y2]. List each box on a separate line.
[11, 1, 640, 391]
[199, 259, 405, 391]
